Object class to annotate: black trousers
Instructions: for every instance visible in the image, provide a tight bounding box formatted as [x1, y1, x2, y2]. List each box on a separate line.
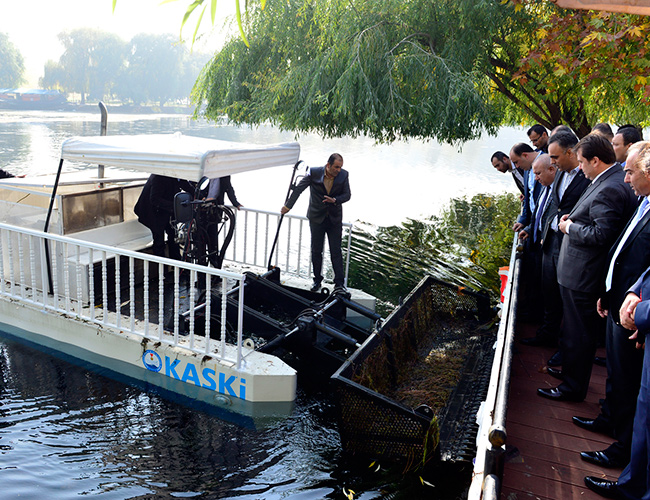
[310, 218, 344, 286]
[539, 230, 563, 340]
[151, 213, 180, 260]
[603, 314, 644, 459]
[558, 285, 606, 399]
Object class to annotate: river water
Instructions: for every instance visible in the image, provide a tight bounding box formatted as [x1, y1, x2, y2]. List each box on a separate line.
[0, 110, 523, 499]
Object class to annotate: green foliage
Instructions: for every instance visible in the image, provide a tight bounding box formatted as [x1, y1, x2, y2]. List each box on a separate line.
[192, 0, 504, 144]
[348, 193, 520, 310]
[0, 32, 25, 88]
[439, 193, 520, 292]
[191, 0, 650, 142]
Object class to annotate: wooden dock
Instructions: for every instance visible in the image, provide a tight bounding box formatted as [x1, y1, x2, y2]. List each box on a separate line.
[500, 321, 621, 499]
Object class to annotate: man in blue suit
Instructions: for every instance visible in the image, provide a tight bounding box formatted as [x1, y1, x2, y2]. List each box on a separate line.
[281, 153, 351, 291]
[576, 142, 650, 470]
[585, 263, 650, 499]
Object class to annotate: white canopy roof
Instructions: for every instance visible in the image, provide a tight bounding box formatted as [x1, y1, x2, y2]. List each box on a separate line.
[61, 133, 301, 182]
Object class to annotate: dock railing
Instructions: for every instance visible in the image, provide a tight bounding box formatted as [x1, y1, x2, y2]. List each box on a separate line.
[467, 234, 521, 499]
[0, 222, 250, 370]
[226, 207, 353, 286]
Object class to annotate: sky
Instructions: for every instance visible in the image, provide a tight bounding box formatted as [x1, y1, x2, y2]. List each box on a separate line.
[3, 0, 236, 86]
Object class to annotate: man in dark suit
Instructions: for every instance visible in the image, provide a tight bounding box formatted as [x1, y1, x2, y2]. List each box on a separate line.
[207, 176, 242, 209]
[585, 266, 650, 499]
[528, 124, 550, 154]
[491, 151, 525, 195]
[510, 143, 542, 233]
[281, 153, 351, 290]
[511, 143, 543, 320]
[202, 176, 243, 268]
[134, 174, 192, 259]
[538, 133, 637, 402]
[521, 131, 590, 348]
[575, 142, 650, 469]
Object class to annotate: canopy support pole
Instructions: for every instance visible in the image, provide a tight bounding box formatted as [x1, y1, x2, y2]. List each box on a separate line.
[43, 158, 64, 295]
[268, 160, 303, 270]
[98, 102, 107, 187]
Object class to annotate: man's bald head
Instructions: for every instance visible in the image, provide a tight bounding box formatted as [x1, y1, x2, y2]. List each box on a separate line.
[532, 154, 556, 187]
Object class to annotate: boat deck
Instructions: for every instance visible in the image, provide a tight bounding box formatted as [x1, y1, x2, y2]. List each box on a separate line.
[501, 320, 621, 499]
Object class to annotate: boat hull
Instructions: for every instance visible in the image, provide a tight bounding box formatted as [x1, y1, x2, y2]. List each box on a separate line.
[0, 296, 297, 425]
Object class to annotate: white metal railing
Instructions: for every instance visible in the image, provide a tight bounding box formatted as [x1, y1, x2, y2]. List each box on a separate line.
[467, 234, 521, 499]
[226, 207, 354, 286]
[0, 222, 249, 370]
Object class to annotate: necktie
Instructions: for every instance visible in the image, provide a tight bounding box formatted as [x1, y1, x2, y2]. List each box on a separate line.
[533, 186, 550, 243]
[605, 197, 650, 291]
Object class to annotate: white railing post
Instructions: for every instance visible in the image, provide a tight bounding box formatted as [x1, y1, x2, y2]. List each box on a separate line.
[189, 269, 196, 350]
[237, 276, 244, 370]
[129, 256, 135, 333]
[39, 236, 47, 308]
[89, 248, 95, 321]
[63, 242, 70, 314]
[75, 245, 82, 316]
[158, 262, 164, 340]
[221, 276, 227, 360]
[143, 261, 149, 336]
[204, 274, 211, 354]
[18, 232, 25, 300]
[115, 253, 121, 329]
[102, 251, 108, 324]
[28, 235, 36, 303]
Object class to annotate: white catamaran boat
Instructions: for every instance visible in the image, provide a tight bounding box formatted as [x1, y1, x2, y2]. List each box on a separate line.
[0, 132, 377, 425]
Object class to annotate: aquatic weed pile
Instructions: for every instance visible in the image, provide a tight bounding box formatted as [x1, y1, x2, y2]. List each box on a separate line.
[351, 283, 492, 415]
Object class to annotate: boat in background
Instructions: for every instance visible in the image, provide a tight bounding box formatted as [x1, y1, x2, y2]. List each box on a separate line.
[0, 88, 68, 110]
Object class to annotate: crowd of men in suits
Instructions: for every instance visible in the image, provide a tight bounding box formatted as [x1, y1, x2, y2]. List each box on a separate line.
[491, 123, 650, 499]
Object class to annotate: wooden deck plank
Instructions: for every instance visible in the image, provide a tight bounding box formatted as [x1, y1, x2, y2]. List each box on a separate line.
[501, 321, 618, 499]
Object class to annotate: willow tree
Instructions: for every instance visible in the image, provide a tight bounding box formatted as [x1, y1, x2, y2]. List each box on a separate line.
[0, 33, 25, 88]
[190, 0, 650, 143]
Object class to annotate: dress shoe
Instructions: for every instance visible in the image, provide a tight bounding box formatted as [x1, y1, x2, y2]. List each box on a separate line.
[580, 450, 628, 469]
[584, 476, 623, 499]
[547, 350, 562, 367]
[594, 356, 607, 367]
[546, 367, 563, 380]
[310, 281, 322, 292]
[537, 386, 582, 402]
[572, 416, 613, 436]
[584, 476, 622, 499]
[520, 335, 557, 347]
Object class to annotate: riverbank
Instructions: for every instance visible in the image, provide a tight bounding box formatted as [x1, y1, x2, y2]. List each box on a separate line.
[66, 103, 194, 114]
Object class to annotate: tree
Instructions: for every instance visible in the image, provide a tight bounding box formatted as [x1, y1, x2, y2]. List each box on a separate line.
[191, 0, 650, 143]
[0, 32, 25, 88]
[45, 29, 128, 103]
[116, 34, 187, 105]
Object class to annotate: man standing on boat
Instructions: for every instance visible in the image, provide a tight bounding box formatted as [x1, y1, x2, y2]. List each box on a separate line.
[538, 134, 637, 402]
[585, 265, 650, 499]
[135, 174, 192, 260]
[575, 142, 650, 470]
[202, 176, 243, 268]
[281, 153, 351, 291]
